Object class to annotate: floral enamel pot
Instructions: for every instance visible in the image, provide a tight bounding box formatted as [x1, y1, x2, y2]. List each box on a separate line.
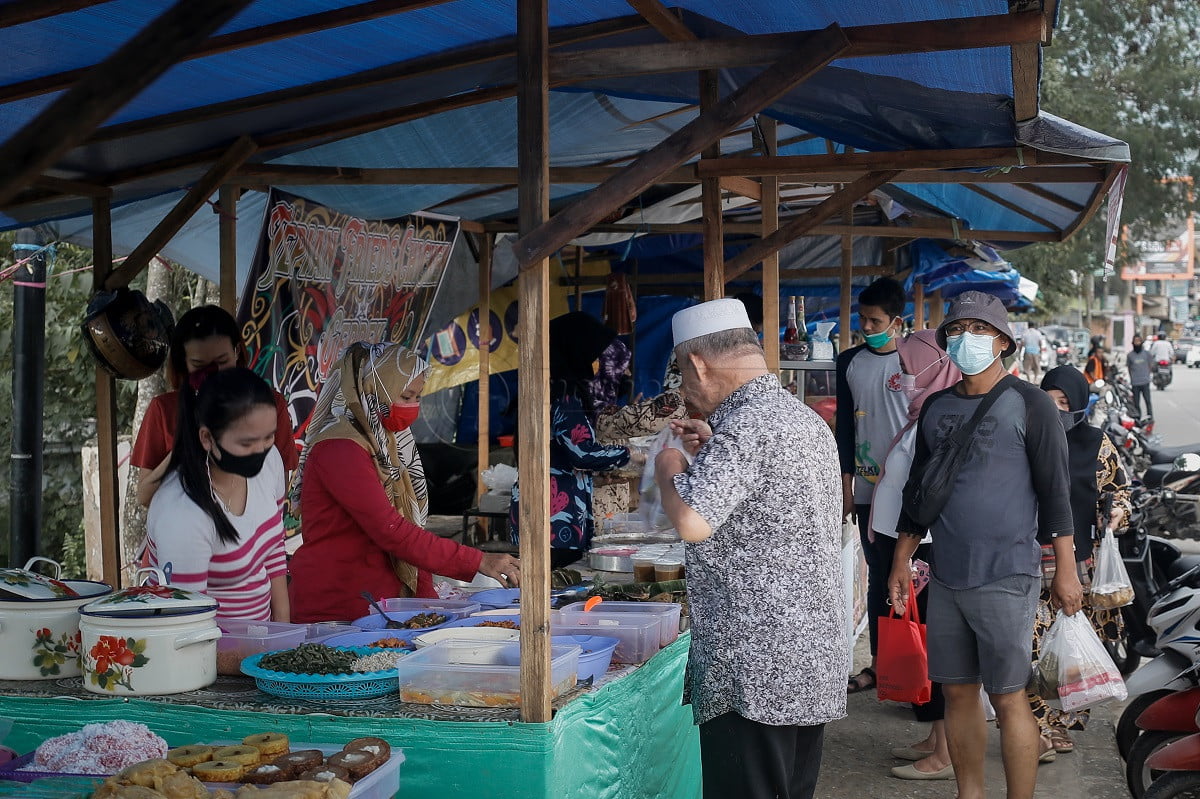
[78, 569, 219, 696]
[0, 558, 112, 680]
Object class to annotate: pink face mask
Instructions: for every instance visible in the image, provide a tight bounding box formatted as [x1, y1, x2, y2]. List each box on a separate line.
[899, 355, 949, 400]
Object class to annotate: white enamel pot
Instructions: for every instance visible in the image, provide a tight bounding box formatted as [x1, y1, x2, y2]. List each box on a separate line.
[0, 558, 112, 680]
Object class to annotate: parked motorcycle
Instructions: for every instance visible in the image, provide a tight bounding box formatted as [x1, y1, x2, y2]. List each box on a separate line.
[1128, 687, 1200, 798]
[1155, 359, 1175, 390]
[1054, 340, 1073, 367]
[1142, 454, 1200, 542]
[1142, 706, 1200, 797]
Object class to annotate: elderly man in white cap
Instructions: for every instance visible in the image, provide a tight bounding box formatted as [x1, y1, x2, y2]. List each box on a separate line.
[654, 298, 847, 799]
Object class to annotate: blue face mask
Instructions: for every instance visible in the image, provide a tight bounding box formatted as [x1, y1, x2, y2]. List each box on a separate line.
[945, 332, 999, 375]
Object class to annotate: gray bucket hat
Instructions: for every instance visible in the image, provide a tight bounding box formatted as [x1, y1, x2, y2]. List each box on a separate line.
[935, 291, 1017, 357]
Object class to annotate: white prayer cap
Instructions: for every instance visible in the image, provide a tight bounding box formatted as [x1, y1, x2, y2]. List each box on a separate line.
[672, 298, 753, 347]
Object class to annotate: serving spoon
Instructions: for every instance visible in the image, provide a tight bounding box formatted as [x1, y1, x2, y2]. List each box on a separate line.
[360, 591, 406, 629]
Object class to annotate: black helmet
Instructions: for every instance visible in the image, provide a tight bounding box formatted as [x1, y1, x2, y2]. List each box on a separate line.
[81, 287, 175, 380]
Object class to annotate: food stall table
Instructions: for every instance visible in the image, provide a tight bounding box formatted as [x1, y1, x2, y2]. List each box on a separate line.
[0, 634, 699, 799]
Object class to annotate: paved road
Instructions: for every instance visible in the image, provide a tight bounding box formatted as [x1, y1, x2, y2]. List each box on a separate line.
[1144, 362, 1200, 448]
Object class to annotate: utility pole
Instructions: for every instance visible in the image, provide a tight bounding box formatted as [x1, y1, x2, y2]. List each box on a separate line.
[10, 230, 48, 566]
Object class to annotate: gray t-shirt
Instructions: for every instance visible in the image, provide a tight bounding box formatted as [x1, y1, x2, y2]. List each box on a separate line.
[835, 346, 908, 504]
[898, 380, 1074, 589]
[1127, 349, 1153, 385]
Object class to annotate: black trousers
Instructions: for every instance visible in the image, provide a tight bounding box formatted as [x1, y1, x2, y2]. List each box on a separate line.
[700, 712, 825, 799]
[1131, 382, 1153, 419]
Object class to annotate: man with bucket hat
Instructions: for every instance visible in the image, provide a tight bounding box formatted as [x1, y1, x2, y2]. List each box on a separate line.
[886, 291, 1082, 799]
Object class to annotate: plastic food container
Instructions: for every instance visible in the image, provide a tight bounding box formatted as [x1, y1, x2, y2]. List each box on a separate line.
[654, 557, 685, 583]
[319, 630, 418, 650]
[216, 620, 307, 675]
[374, 597, 481, 618]
[305, 622, 362, 643]
[551, 634, 619, 684]
[396, 639, 580, 707]
[413, 627, 521, 648]
[560, 600, 681, 647]
[467, 588, 521, 609]
[631, 555, 658, 583]
[553, 616, 661, 665]
[351, 609, 457, 632]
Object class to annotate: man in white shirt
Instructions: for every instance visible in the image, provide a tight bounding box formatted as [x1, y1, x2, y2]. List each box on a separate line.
[1150, 334, 1175, 364]
[1020, 324, 1045, 382]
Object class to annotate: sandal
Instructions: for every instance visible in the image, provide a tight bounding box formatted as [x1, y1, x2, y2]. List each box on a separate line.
[847, 667, 876, 694]
[1037, 735, 1057, 764]
[1047, 729, 1074, 753]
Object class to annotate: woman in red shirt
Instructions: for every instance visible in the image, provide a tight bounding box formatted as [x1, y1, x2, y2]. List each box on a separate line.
[288, 342, 518, 622]
[131, 305, 298, 507]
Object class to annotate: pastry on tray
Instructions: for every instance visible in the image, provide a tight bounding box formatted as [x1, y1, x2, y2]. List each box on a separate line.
[342, 737, 390, 760]
[269, 750, 323, 774]
[167, 745, 214, 769]
[232, 779, 351, 799]
[242, 763, 291, 785]
[297, 765, 349, 784]
[192, 759, 247, 782]
[325, 749, 382, 781]
[242, 733, 289, 758]
[212, 746, 260, 768]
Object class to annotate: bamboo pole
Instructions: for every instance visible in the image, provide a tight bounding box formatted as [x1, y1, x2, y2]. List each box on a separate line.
[699, 70, 724, 300]
[930, 290, 945, 327]
[477, 234, 494, 502]
[91, 196, 122, 589]
[760, 117, 780, 372]
[914, 281, 926, 330]
[839, 209, 853, 351]
[218, 185, 238, 314]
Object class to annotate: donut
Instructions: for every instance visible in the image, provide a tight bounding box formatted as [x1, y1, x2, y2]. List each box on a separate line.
[326, 749, 383, 781]
[297, 765, 350, 783]
[241, 763, 290, 784]
[211, 745, 259, 768]
[270, 749, 324, 773]
[166, 745, 213, 769]
[242, 732, 289, 758]
[343, 737, 390, 760]
[192, 760, 246, 782]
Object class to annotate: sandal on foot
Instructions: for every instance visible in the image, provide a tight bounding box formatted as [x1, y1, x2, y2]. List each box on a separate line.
[1047, 729, 1074, 753]
[1038, 736, 1057, 764]
[847, 667, 876, 694]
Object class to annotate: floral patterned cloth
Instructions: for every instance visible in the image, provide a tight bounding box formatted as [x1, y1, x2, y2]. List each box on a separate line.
[510, 395, 630, 550]
[673, 374, 848, 726]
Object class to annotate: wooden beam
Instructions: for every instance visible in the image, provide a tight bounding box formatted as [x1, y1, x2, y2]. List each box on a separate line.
[106, 136, 257, 290]
[561, 265, 891, 286]
[0, 0, 107, 28]
[516, 0, 552, 725]
[32, 174, 112, 197]
[625, 0, 696, 41]
[477, 233, 494, 502]
[233, 164, 698, 185]
[0, 0, 255, 208]
[551, 11, 1046, 82]
[770, 165, 1107, 185]
[1011, 41, 1040, 123]
[700, 70, 724, 300]
[761, 116, 780, 373]
[0, 1, 458, 104]
[930, 289, 945, 327]
[965, 184, 1060, 231]
[573, 246, 584, 308]
[839, 207, 853, 351]
[697, 147, 1078, 178]
[724, 170, 900, 282]
[512, 24, 850, 269]
[914, 280, 926, 329]
[91, 195, 122, 590]
[218, 185, 238, 313]
[720, 175, 761, 201]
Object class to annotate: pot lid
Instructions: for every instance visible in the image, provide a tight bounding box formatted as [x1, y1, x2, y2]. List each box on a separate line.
[0, 558, 83, 600]
[81, 568, 217, 617]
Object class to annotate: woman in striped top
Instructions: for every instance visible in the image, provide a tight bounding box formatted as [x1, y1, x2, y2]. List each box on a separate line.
[146, 368, 289, 622]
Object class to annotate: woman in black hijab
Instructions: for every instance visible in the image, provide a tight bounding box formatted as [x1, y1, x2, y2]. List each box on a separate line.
[510, 313, 641, 566]
[1026, 365, 1131, 757]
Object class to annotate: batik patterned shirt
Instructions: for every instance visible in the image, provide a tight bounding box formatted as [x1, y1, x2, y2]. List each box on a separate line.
[673, 374, 848, 726]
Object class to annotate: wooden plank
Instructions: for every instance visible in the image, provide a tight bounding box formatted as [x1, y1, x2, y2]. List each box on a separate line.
[516, 0, 552, 724]
[697, 147, 1065, 178]
[512, 24, 850, 269]
[0, 0, 106, 28]
[573, 246, 584, 308]
[700, 70, 724, 300]
[1011, 41, 1040, 123]
[32, 175, 111, 197]
[930, 289, 945, 327]
[233, 164, 698, 185]
[477, 234, 493, 501]
[0, 0, 458, 104]
[720, 176, 761, 201]
[485, 219, 1061, 242]
[724, 170, 899, 283]
[0, 0, 255, 208]
[760, 116, 780, 373]
[770, 165, 1107, 185]
[91, 195, 122, 590]
[914, 281, 926, 329]
[965, 184, 1060, 231]
[561, 265, 891, 285]
[106, 136, 257, 290]
[552, 11, 1046, 82]
[218, 185, 238, 313]
[625, 0, 696, 41]
[839, 209, 853, 351]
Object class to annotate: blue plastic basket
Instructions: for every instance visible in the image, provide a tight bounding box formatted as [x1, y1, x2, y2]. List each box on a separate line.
[240, 646, 407, 701]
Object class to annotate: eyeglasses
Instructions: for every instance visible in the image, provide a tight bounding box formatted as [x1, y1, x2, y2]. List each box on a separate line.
[944, 321, 997, 337]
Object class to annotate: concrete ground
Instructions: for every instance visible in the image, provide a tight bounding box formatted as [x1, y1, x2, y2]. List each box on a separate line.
[818, 635, 1130, 799]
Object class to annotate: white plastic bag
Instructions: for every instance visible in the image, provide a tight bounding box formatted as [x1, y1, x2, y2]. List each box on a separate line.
[1091, 527, 1135, 609]
[638, 427, 692, 530]
[1034, 610, 1127, 712]
[480, 463, 518, 492]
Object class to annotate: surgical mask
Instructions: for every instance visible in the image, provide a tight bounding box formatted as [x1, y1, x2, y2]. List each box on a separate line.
[188, 363, 220, 392]
[899, 355, 949, 400]
[863, 320, 898, 350]
[945, 332, 999, 376]
[209, 441, 269, 478]
[381, 401, 420, 432]
[1059, 408, 1086, 431]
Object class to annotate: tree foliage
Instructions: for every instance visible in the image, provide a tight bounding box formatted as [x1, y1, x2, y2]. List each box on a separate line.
[1006, 0, 1200, 313]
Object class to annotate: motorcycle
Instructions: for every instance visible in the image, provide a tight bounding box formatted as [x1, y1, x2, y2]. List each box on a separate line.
[1054, 340, 1073, 367]
[1128, 687, 1200, 798]
[1155, 359, 1175, 390]
[1141, 454, 1200, 542]
[1141, 704, 1200, 797]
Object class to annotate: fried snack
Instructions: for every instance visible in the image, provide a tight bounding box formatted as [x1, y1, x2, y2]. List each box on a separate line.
[192, 760, 247, 782]
[115, 759, 178, 788]
[159, 769, 210, 799]
[90, 784, 165, 799]
[270, 750, 323, 773]
[242, 733, 289, 758]
[242, 764, 290, 785]
[212, 792, 237, 799]
[296, 765, 349, 784]
[325, 749, 381, 781]
[342, 737, 390, 760]
[234, 779, 351, 799]
[166, 745, 214, 769]
[212, 746, 260, 768]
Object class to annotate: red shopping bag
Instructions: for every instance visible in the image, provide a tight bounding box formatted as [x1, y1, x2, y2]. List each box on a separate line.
[875, 587, 932, 704]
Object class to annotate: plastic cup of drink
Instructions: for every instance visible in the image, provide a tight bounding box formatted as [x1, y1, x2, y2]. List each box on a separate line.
[654, 557, 685, 582]
[632, 555, 658, 583]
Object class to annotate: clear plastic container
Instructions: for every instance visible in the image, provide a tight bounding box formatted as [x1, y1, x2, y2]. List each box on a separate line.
[305, 622, 361, 643]
[376, 597, 481, 618]
[631, 555, 658, 583]
[654, 557, 684, 583]
[395, 639, 580, 707]
[560, 600, 681, 647]
[216, 620, 307, 675]
[553, 616, 662, 664]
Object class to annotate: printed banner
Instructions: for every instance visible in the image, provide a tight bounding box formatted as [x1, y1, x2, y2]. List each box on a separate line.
[239, 189, 459, 435]
[420, 284, 569, 395]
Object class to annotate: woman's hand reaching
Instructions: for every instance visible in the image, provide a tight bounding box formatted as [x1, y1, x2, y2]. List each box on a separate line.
[479, 552, 521, 588]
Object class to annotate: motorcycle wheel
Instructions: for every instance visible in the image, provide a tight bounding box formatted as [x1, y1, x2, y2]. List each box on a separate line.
[1107, 634, 1142, 676]
[1145, 771, 1200, 799]
[1120, 690, 1174, 760]
[1128, 730, 1185, 798]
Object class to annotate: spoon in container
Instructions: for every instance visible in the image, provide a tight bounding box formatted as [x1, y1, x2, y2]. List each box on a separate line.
[360, 591, 406, 629]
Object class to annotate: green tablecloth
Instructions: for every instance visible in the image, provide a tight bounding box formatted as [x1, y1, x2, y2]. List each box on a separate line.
[0, 634, 700, 799]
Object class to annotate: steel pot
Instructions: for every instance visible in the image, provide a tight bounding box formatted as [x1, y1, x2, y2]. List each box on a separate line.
[0, 558, 111, 680]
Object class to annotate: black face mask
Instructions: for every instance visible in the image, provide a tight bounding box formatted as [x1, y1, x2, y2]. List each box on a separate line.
[1133, 343, 1143, 352]
[210, 441, 269, 478]
[1059, 408, 1086, 431]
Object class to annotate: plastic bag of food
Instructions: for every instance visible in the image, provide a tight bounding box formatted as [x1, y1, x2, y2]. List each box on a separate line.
[1090, 527, 1135, 609]
[1035, 610, 1127, 712]
[638, 427, 692, 530]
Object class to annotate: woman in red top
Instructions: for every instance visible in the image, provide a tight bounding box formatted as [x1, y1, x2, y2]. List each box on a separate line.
[288, 342, 519, 622]
[131, 305, 298, 507]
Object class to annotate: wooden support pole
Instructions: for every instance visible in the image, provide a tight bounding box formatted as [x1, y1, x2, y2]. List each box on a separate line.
[516, 0, 553, 724]
[914, 281, 926, 330]
[697, 147, 1058, 178]
[511, 24, 850, 269]
[0, 0, 108, 28]
[725, 170, 900, 283]
[218, 185, 238, 314]
[573, 247, 584, 309]
[234, 164, 698, 186]
[91, 196, 122, 589]
[106, 136, 257, 290]
[839, 210, 854, 352]
[477, 234, 494, 501]
[0, 0, 255, 208]
[700, 70, 724, 301]
[761, 117, 780, 373]
[930, 290, 945, 327]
